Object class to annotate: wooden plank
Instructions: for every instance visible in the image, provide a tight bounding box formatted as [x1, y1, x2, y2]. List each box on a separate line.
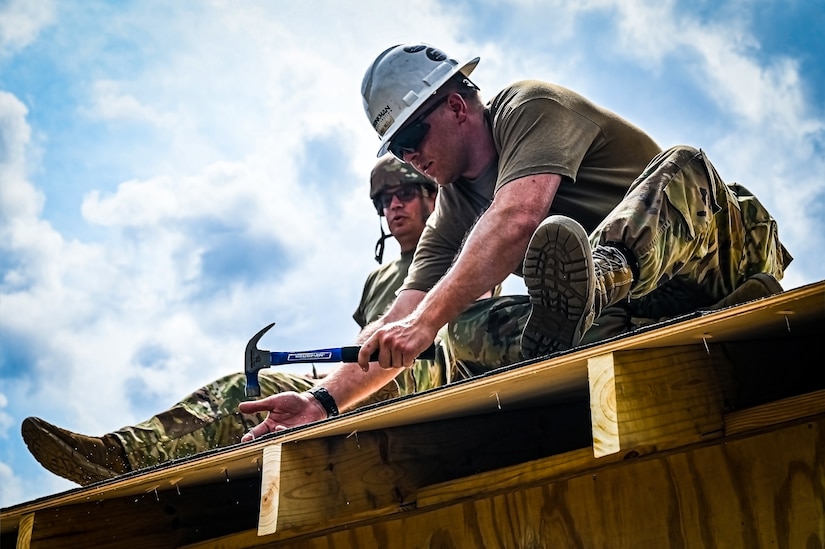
[15, 513, 33, 549]
[16, 478, 260, 549]
[588, 354, 620, 456]
[725, 389, 825, 436]
[2, 280, 823, 536]
[588, 346, 728, 458]
[258, 444, 282, 536]
[246, 417, 825, 549]
[258, 400, 593, 535]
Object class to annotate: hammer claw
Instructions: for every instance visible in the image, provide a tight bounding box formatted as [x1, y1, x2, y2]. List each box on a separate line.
[244, 322, 275, 398]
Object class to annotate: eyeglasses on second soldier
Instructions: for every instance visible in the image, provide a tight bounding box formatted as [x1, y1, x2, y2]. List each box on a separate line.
[374, 185, 423, 210]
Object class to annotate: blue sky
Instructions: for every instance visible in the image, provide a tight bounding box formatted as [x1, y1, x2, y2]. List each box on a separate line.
[1, 0, 823, 507]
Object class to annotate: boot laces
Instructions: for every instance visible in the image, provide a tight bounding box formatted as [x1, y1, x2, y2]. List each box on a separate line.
[593, 246, 629, 276]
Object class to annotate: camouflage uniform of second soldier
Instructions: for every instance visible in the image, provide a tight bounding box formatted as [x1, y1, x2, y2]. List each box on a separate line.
[22, 157, 473, 482]
[111, 160, 449, 470]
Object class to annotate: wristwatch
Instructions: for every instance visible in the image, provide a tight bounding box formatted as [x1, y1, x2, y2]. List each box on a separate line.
[307, 386, 339, 417]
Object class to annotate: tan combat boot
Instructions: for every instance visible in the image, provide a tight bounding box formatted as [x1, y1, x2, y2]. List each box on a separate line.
[521, 216, 634, 359]
[22, 416, 131, 486]
[705, 272, 783, 310]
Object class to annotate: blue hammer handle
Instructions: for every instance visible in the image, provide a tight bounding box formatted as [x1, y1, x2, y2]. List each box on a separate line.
[244, 322, 436, 397]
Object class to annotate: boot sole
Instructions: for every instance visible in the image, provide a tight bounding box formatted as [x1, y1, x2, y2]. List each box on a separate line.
[21, 417, 118, 486]
[521, 216, 595, 359]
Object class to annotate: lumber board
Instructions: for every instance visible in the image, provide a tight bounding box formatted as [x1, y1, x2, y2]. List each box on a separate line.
[15, 513, 33, 549]
[2, 280, 823, 541]
[209, 416, 825, 548]
[5, 476, 261, 549]
[588, 345, 729, 458]
[258, 444, 282, 536]
[725, 389, 825, 436]
[255, 400, 592, 534]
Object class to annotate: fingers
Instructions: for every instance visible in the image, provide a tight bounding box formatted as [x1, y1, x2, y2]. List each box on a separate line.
[238, 397, 271, 414]
[241, 419, 293, 442]
[358, 334, 396, 370]
[357, 337, 376, 372]
[358, 329, 417, 370]
[241, 421, 271, 443]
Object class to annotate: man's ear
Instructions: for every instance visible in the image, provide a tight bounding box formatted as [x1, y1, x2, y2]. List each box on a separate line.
[447, 92, 467, 121]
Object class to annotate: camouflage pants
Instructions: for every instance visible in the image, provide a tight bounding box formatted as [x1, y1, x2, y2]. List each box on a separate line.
[592, 145, 791, 319]
[439, 297, 636, 381]
[113, 371, 315, 469]
[441, 145, 791, 377]
[114, 361, 445, 469]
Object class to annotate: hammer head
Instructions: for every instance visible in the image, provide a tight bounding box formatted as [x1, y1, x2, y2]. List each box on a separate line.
[245, 322, 274, 398]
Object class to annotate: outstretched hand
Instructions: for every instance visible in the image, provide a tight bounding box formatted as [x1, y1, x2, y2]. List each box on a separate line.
[239, 391, 327, 442]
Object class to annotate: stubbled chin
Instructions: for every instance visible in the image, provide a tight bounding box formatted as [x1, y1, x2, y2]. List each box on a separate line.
[425, 168, 447, 186]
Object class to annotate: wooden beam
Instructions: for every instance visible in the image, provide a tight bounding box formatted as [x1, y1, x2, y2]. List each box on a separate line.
[588, 353, 621, 456]
[188, 415, 825, 548]
[15, 513, 33, 549]
[725, 389, 825, 436]
[14, 477, 260, 548]
[588, 345, 729, 458]
[256, 400, 593, 535]
[257, 444, 282, 536]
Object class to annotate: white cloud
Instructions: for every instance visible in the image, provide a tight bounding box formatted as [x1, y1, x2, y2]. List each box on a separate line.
[0, 0, 55, 56]
[85, 80, 179, 128]
[0, 392, 10, 439]
[0, 461, 22, 506]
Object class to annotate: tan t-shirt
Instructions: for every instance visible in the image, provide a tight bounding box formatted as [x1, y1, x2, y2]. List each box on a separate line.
[404, 80, 662, 292]
[353, 251, 414, 328]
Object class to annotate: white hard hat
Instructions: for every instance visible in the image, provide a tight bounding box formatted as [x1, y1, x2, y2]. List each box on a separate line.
[361, 43, 479, 157]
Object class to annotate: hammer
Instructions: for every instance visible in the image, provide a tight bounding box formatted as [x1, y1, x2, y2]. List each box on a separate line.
[245, 323, 437, 397]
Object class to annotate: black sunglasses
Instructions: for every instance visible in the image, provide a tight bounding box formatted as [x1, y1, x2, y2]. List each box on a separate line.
[374, 185, 422, 210]
[388, 95, 450, 160]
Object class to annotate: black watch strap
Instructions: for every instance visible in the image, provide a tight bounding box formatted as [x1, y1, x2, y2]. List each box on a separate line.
[307, 386, 339, 417]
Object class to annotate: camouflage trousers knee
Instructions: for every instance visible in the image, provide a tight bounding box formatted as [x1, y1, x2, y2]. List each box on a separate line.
[438, 146, 793, 373]
[591, 145, 792, 319]
[439, 297, 643, 379]
[113, 371, 315, 470]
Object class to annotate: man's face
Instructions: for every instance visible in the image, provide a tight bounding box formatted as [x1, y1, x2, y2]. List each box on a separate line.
[379, 185, 431, 240]
[393, 94, 465, 186]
